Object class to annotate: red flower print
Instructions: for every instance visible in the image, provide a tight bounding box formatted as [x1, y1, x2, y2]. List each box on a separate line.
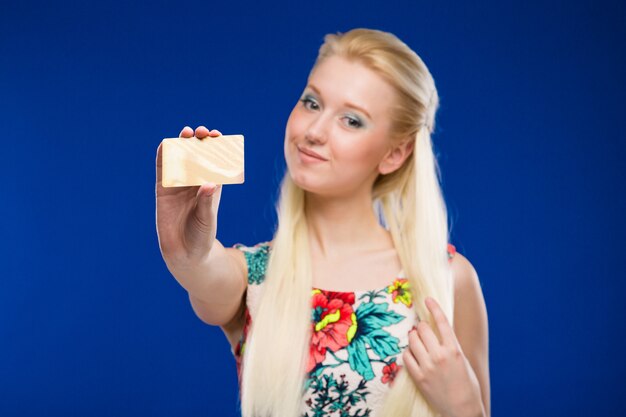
[307, 290, 358, 372]
[381, 360, 401, 385]
[234, 309, 252, 384]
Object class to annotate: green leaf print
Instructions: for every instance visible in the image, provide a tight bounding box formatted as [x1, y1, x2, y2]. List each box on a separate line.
[346, 338, 375, 381]
[364, 328, 401, 360]
[359, 289, 387, 303]
[341, 300, 405, 381]
[356, 302, 404, 334]
[304, 373, 371, 417]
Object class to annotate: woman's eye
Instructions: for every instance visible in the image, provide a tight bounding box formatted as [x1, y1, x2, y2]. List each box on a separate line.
[299, 97, 319, 111]
[299, 96, 363, 129]
[344, 116, 363, 129]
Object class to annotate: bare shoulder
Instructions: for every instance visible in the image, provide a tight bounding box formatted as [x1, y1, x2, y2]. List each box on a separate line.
[449, 250, 491, 417]
[450, 251, 482, 300]
[449, 250, 487, 330]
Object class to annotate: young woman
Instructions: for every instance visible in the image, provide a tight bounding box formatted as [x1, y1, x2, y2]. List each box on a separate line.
[156, 28, 490, 417]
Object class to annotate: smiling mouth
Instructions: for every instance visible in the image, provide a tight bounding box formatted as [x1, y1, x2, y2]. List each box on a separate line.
[297, 145, 327, 161]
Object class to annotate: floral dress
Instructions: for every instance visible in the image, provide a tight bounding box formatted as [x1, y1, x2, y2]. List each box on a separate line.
[231, 242, 457, 417]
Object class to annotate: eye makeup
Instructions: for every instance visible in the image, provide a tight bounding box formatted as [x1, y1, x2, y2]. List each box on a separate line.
[299, 91, 368, 129]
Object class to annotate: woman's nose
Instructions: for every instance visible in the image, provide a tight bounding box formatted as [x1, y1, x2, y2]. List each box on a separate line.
[304, 114, 330, 144]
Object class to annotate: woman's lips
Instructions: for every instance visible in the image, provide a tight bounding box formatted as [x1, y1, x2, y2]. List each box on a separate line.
[297, 146, 328, 162]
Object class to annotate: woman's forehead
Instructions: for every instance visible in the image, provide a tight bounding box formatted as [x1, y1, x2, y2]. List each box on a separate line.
[307, 56, 396, 117]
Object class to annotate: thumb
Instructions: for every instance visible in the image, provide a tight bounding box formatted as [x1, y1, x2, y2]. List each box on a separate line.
[194, 183, 221, 226]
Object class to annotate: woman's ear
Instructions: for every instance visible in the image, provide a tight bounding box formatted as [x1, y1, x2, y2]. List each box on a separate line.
[378, 138, 415, 175]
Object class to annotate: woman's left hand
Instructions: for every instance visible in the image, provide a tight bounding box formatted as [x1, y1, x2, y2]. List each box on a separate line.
[402, 297, 485, 417]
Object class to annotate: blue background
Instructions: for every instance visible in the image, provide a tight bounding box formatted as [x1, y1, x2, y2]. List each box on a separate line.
[1, 0, 624, 415]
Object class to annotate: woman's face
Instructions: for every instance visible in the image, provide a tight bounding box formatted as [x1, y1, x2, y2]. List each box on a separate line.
[284, 55, 399, 197]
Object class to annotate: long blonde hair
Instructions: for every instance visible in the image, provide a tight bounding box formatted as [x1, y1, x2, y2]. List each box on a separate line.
[241, 28, 453, 417]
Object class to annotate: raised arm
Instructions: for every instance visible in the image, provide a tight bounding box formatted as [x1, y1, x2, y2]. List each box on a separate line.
[156, 125, 247, 327]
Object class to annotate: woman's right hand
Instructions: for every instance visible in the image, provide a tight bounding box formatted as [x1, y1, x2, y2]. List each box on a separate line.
[155, 125, 223, 268]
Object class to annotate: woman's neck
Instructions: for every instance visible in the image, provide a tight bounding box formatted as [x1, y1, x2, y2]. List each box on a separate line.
[304, 190, 393, 260]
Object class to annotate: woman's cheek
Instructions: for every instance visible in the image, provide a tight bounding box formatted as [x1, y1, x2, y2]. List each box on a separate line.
[336, 142, 371, 166]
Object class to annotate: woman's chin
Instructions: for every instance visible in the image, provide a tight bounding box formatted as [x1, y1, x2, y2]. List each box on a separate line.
[287, 170, 326, 194]
[290, 173, 316, 192]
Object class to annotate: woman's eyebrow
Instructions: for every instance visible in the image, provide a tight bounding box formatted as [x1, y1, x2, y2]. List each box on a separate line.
[307, 83, 372, 119]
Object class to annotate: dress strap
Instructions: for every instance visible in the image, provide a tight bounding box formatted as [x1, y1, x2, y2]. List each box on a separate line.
[232, 242, 271, 285]
[397, 243, 457, 277]
[447, 243, 456, 261]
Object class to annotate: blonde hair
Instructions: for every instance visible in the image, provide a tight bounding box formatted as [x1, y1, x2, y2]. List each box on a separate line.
[241, 28, 453, 417]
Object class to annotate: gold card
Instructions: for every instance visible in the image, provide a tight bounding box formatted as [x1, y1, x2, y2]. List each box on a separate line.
[161, 134, 244, 187]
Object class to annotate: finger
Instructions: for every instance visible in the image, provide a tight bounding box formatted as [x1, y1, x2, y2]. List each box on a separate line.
[408, 327, 431, 368]
[179, 126, 194, 138]
[195, 125, 211, 139]
[425, 296, 457, 347]
[196, 182, 220, 199]
[193, 182, 220, 228]
[209, 129, 222, 136]
[416, 321, 441, 353]
[402, 349, 425, 386]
